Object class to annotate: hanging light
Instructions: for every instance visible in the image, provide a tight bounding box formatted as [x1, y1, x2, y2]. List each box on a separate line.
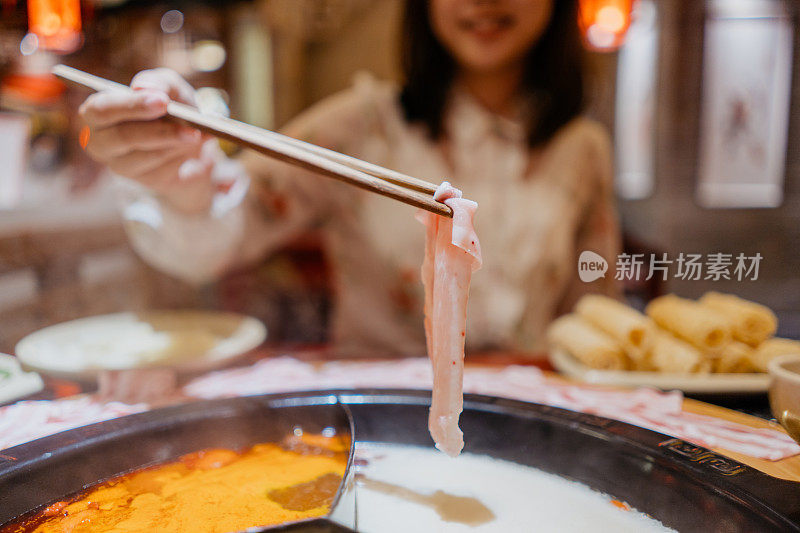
[578, 0, 635, 52]
[27, 0, 82, 53]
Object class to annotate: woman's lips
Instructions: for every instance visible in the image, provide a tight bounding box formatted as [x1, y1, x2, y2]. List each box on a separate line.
[459, 15, 515, 41]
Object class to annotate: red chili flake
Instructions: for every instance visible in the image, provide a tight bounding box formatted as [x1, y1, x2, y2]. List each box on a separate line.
[610, 499, 631, 511]
[43, 501, 68, 516]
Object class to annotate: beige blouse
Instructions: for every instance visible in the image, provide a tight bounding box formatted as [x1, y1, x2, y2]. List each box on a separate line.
[117, 74, 621, 357]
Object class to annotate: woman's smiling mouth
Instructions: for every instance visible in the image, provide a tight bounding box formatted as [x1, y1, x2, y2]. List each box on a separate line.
[458, 14, 516, 40]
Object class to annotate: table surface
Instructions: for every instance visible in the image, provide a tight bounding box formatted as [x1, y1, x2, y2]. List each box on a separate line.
[681, 397, 800, 481]
[9, 345, 800, 482]
[530, 366, 799, 481]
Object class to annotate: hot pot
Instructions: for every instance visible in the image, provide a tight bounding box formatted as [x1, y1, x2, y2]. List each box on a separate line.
[1, 390, 799, 532]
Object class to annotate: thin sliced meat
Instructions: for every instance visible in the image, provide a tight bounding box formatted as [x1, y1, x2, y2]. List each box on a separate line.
[416, 182, 481, 456]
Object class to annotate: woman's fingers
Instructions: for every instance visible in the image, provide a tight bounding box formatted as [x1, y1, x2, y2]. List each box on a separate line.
[131, 150, 199, 192]
[130, 139, 210, 191]
[130, 143, 216, 214]
[129, 68, 205, 151]
[170, 154, 217, 213]
[131, 68, 197, 106]
[77, 67, 213, 213]
[86, 119, 200, 160]
[105, 143, 199, 179]
[79, 89, 168, 129]
[80, 68, 200, 163]
[178, 153, 215, 185]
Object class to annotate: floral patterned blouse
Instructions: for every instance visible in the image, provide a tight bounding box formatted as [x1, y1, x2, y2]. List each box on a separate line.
[116, 73, 621, 357]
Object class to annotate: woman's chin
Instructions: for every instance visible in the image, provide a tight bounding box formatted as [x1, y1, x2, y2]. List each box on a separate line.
[458, 53, 524, 76]
[451, 39, 529, 76]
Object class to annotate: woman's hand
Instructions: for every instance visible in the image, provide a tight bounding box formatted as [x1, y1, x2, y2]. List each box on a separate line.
[79, 68, 217, 214]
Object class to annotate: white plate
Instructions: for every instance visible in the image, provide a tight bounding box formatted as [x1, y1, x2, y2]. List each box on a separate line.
[16, 311, 267, 382]
[549, 348, 770, 394]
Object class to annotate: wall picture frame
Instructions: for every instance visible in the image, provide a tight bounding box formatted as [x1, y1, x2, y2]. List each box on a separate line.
[696, 0, 794, 208]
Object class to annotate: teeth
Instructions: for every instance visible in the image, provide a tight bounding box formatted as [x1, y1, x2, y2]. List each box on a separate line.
[459, 14, 512, 33]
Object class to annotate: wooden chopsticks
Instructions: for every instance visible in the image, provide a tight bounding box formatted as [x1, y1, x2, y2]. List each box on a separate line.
[52, 65, 452, 218]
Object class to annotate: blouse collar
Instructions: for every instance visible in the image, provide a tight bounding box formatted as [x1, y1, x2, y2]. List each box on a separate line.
[445, 85, 530, 147]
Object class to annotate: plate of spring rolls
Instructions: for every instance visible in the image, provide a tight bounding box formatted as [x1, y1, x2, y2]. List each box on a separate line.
[547, 292, 800, 394]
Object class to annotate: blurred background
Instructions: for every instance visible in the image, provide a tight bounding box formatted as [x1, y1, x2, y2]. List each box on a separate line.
[0, 0, 798, 354]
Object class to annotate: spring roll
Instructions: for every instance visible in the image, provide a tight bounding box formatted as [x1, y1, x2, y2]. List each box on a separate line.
[713, 340, 757, 373]
[645, 294, 731, 352]
[649, 331, 711, 374]
[751, 338, 800, 373]
[547, 315, 628, 370]
[575, 294, 655, 366]
[699, 292, 777, 346]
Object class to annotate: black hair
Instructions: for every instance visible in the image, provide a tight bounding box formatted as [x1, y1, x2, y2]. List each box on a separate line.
[399, 0, 585, 147]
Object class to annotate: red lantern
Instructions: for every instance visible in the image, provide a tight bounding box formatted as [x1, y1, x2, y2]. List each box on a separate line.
[578, 0, 635, 52]
[27, 0, 81, 53]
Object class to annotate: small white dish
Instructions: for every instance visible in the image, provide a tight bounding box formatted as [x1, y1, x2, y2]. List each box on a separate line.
[768, 354, 800, 444]
[550, 348, 770, 394]
[0, 354, 44, 404]
[15, 311, 267, 383]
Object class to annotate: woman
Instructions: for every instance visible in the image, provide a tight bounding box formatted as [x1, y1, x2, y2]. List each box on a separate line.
[79, 0, 620, 357]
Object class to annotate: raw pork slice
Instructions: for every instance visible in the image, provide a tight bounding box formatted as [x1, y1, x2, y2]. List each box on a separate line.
[416, 182, 481, 456]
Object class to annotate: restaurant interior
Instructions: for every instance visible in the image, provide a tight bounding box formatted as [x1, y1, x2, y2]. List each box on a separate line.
[1, 0, 800, 531]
